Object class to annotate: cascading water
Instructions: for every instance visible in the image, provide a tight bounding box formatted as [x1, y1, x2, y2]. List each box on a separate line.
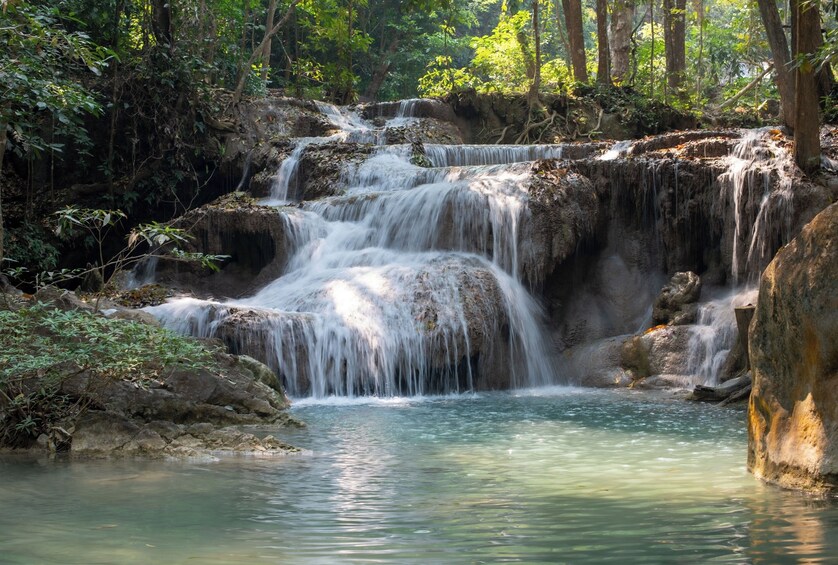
[719, 129, 794, 286]
[685, 288, 758, 385]
[148, 104, 560, 398]
[684, 130, 795, 385]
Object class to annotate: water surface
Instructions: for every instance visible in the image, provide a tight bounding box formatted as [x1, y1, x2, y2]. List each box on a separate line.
[2, 389, 836, 564]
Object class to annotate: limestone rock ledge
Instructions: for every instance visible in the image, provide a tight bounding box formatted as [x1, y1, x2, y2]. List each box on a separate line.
[46, 351, 303, 459]
[748, 201, 838, 493]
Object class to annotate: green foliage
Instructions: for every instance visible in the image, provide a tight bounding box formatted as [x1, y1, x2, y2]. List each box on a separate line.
[0, 301, 216, 446]
[470, 11, 531, 93]
[0, 1, 110, 159]
[3, 222, 60, 273]
[0, 303, 214, 382]
[48, 206, 226, 291]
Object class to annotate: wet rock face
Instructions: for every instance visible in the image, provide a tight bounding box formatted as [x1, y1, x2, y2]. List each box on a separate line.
[155, 194, 292, 298]
[298, 142, 374, 200]
[653, 271, 702, 326]
[748, 202, 838, 493]
[523, 160, 599, 287]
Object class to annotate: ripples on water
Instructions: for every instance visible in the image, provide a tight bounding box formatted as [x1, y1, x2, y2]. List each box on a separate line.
[1, 389, 836, 564]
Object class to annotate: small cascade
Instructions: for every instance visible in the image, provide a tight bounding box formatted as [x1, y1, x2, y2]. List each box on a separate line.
[268, 139, 315, 202]
[424, 144, 564, 167]
[719, 129, 794, 284]
[685, 288, 757, 386]
[315, 101, 385, 144]
[395, 98, 428, 118]
[149, 100, 559, 398]
[599, 139, 633, 161]
[124, 256, 159, 289]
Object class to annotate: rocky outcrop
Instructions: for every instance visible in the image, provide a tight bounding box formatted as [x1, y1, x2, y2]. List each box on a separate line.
[620, 325, 694, 387]
[3, 290, 301, 459]
[60, 350, 301, 458]
[155, 193, 293, 298]
[522, 160, 599, 286]
[748, 202, 838, 493]
[297, 141, 374, 200]
[653, 271, 702, 325]
[70, 413, 298, 459]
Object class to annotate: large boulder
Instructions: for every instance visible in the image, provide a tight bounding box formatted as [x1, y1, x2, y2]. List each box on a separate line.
[652, 271, 702, 325]
[620, 325, 693, 386]
[748, 202, 838, 492]
[60, 351, 300, 458]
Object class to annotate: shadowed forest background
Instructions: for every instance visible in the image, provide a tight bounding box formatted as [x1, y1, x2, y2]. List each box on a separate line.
[0, 0, 836, 276]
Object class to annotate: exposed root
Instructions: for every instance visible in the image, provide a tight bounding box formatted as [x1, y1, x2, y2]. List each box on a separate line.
[495, 124, 512, 144]
[586, 108, 604, 140]
[515, 110, 559, 144]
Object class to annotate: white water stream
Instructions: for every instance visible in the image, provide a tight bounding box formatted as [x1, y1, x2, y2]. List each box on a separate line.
[149, 105, 562, 397]
[149, 108, 799, 393]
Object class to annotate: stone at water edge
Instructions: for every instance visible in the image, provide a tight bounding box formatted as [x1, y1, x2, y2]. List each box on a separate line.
[748, 201, 838, 493]
[652, 271, 702, 326]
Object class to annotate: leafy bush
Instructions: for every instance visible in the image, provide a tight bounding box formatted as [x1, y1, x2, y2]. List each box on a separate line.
[0, 302, 216, 447]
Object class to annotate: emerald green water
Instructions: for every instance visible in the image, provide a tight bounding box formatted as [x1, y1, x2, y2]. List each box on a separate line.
[1, 388, 836, 564]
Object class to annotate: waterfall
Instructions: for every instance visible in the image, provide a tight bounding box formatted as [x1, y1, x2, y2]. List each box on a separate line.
[148, 102, 558, 398]
[268, 139, 313, 203]
[719, 129, 794, 285]
[314, 101, 385, 144]
[685, 288, 757, 386]
[424, 144, 564, 167]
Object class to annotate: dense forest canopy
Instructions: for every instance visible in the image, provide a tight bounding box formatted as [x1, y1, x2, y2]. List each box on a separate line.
[0, 0, 836, 269]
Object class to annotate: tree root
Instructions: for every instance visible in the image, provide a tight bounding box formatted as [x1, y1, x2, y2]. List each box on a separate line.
[514, 110, 559, 144]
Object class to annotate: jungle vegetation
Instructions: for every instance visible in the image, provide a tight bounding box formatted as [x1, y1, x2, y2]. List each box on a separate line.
[1, 0, 836, 271]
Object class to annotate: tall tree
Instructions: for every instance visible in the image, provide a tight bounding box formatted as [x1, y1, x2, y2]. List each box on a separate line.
[530, 0, 543, 99]
[792, 0, 821, 173]
[553, 0, 573, 69]
[151, 0, 172, 48]
[231, 0, 302, 106]
[261, 0, 279, 81]
[755, 0, 795, 128]
[663, 0, 686, 98]
[562, 0, 588, 82]
[596, 0, 611, 83]
[610, 0, 634, 84]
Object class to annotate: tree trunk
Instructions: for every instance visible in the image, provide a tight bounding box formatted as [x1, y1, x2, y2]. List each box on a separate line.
[596, 0, 611, 84]
[562, 0, 588, 82]
[695, 0, 704, 95]
[755, 0, 795, 128]
[363, 37, 400, 101]
[554, 0, 573, 69]
[663, 0, 687, 97]
[0, 121, 7, 264]
[151, 0, 172, 47]
[650, 0, 655, 98]
[610, 0, 634, 84]
[261, 0, 278, 81]
[530, 0, 543, 100]
[719, 64, 774, 108]
[792, 0, 821, 173]
[231, 0, 301, 107]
